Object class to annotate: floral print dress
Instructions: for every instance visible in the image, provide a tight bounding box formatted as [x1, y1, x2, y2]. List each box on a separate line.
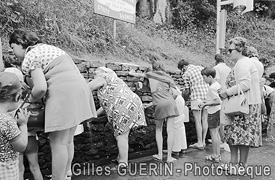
[97, 74, 146, 137]
[224, 70, 261, 147]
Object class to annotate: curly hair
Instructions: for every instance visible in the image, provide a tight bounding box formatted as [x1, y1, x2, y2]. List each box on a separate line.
[229, 37, 247, 56]
[9, 29, 42, 49]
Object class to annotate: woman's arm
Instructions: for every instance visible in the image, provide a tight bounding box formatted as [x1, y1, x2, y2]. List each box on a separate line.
[226, 60, 251, 96]
[129, 70, 146, 78]
[30, 68, 47, 102]
[88, 77, 106, 91]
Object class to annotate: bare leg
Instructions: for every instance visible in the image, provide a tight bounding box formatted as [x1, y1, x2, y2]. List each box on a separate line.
[201, 109, 208, 147]
[210, 127, 220, 156]
[166, 116, 176, 162]
[49, 126, 77, 180]
[26, 152, 43, 180]
[155, 119, 164, 159]
[230, 145, 239, 165]
[192, 110, 203, 147]
[65, 133, 75, 179]
[19, 154, 24, 180]
[239, 145, 250, 166]
[115, 129, 130, 166]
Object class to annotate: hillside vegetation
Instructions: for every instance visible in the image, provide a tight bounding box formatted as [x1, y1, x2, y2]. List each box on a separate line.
[1, 0, 275, 73]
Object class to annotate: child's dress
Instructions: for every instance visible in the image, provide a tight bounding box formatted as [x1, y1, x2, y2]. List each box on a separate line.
[0, 113, 21, 180]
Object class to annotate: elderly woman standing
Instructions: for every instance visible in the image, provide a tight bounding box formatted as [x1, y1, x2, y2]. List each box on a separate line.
[88, 67, 146, 170]
[219, 37, 261, 172]
[9, 29, 95, 180]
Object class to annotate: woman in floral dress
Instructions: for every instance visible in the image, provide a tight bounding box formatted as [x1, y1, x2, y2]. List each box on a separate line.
[219, 37, 261, 172]
[88, 67, 146, 169]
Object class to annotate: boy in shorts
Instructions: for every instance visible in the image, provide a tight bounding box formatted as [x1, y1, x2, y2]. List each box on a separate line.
[200, 67, 222, 163]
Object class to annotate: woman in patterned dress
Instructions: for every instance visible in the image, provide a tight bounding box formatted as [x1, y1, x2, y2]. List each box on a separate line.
[88, 67, 146, 168]
[219, 37, 261, 171]
[9, 29, 96, 180]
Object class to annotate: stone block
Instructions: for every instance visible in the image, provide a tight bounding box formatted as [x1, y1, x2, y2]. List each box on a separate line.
[76, 63, 87, 73]
[89, 61, 105, 68]
[121, 63, 139, 71]
[115, 71, 129, 76]
[106, 62, 122, 70]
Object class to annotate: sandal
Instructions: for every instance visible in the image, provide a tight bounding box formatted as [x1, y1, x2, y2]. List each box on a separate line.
[110, 163, 128, 173]
[189, 143, 204, 150]
[166, 157, 177, 163]
[152, 154, 163, 162]
[205, 155, 221, 163]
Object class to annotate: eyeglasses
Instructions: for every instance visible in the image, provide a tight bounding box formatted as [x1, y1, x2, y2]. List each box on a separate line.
[228, 49, 236, 54]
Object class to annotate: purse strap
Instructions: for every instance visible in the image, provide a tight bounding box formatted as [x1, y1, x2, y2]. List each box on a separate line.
[234, 66, 245, 96]
[18, 92, 31, 109]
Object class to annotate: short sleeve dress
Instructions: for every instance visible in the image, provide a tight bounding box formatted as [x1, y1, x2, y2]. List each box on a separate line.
[0, 113, 21, 180]
[145, 71, 179, 120]
[22, 44, 95, 132]
[97, 74, 146, 137]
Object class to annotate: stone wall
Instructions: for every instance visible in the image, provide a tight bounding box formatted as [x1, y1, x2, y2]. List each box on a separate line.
[25, 60, 197, 173]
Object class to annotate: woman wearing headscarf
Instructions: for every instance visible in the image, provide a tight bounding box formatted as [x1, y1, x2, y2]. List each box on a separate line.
[219, 37, 261, 174]
[88, 67, 146, 170]
[129, 60, 179, 162]
[9, 29, 96, 180]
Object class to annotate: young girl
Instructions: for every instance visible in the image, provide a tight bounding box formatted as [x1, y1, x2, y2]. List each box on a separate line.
[0, 72, 30, 180]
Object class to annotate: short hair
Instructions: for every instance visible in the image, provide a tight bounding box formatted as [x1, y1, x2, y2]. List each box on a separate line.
[201, 67, 216, 78]
[9, 29, 42, 49]
[178, 59, 189, 70]
[229, 37, 247, 56]
[214, 54, 225, 63]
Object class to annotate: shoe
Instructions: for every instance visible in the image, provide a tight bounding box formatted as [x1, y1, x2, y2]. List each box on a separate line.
[179, 149, 186, 158]
[189, 143, 204, 150]
[166, 157, 177, 163]
[152, 154, 163, 162]
[205, 155, 221, 163]
[111, 159, 119, 164]
[110, 163, 128, 174]
[172, 152, 179, 159]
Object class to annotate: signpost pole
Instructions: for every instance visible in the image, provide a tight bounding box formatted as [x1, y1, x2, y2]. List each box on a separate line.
[113, 19, 117, 40]
[0, 38, 4, 72]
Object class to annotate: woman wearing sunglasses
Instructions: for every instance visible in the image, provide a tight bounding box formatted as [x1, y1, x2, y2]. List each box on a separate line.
[219, 37, 261, 174]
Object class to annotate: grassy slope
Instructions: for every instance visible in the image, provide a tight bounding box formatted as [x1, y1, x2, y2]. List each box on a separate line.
[1, 0, 275, 73]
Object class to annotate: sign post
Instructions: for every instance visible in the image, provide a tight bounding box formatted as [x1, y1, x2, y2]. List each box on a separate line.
[94, 0, 136, 40]
[0, 38, 4, 72]
[216, 0, 254, 54]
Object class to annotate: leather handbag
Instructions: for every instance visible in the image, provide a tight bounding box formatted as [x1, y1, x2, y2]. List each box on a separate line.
[15, 92, 45, 129]
[223, 84, 249, 116]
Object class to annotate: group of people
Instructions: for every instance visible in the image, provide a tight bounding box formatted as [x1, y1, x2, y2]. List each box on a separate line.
[178, 36, 274, 174]
[0, 28, 273, 180]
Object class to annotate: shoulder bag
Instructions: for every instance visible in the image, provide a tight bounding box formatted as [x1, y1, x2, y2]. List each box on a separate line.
[15, 92, 45, 129]
[223, 76, 249, 116]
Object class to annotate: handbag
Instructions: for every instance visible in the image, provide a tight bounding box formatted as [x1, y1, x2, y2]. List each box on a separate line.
[223, 84, 249, 116]
[15, 92, 45, 128]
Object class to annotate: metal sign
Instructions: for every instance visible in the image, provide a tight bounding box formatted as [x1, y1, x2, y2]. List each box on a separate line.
[94, 0, 136, 24]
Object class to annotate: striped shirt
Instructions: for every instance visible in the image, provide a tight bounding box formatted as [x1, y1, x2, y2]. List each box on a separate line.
[182, 64, 209, 101]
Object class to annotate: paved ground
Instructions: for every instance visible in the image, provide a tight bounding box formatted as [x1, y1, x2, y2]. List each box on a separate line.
[71, 139, 275, 180]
